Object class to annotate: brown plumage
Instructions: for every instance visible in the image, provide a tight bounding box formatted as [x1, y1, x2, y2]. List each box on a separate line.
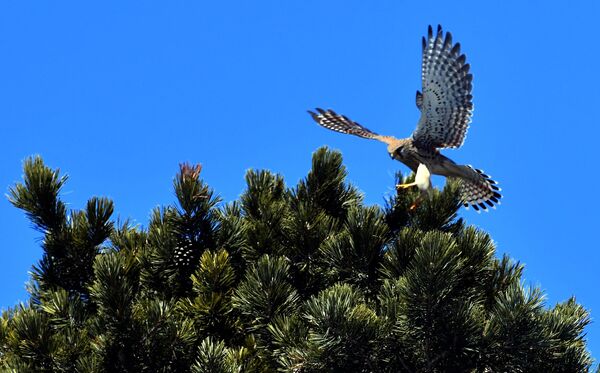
[308, 25, 501, 211]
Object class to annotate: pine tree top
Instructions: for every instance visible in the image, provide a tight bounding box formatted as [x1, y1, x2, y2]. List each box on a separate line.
[1, 149, 593, 372]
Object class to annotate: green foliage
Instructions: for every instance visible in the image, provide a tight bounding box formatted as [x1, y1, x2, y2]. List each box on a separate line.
[178, 249, 238, 341]
[233, 254, 300, 361]
[241, 170, 288, 261]
[2, 305, 54, 371]
[293, 147, 362, 220]
[275, 283, 380, 372]
[192, 337, 230, 373]
[8, 155, 68, 232]
[319, 206, 389, 298]
[7, 156, 114, 303]
[1, 148, 593, 372]
[385, 170, 464, 234]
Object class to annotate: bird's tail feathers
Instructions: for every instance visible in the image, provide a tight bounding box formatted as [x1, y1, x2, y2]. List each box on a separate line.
[457, 165, 502, 212]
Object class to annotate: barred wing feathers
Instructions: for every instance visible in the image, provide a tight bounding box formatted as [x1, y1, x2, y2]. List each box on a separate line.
[412, 25, 474, 149]
[308, 108, 381, 140]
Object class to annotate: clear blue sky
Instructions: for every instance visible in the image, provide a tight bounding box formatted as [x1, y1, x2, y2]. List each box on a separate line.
[1, 0, 599, 361]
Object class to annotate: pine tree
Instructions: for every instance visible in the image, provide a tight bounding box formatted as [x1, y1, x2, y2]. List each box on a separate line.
[1, 150, 593, 372]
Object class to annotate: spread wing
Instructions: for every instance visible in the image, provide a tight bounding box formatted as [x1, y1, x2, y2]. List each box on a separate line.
[412, 25, 474, 149]
[308, 108, 381, 140]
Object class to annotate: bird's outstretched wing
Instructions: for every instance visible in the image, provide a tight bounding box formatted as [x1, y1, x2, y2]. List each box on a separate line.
[308, 108, 381, 140]
[412, 25, 474, 149]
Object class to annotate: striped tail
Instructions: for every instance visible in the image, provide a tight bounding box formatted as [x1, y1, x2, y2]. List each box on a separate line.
[459, 166, 502, 212]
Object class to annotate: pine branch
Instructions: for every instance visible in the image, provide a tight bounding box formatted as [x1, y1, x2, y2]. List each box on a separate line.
[8, 156, 67, 233]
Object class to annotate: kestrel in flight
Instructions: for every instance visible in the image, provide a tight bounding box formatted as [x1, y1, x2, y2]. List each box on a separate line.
[309, 25, 501, 212]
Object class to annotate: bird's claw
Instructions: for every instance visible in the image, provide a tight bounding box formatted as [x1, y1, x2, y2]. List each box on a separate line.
[396, 183, 413, 191]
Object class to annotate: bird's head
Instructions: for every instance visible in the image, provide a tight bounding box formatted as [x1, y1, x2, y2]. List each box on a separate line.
[387, 139, 409, 160]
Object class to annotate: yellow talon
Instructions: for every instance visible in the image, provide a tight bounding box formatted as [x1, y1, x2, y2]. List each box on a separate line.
[396, 182, 416, 190]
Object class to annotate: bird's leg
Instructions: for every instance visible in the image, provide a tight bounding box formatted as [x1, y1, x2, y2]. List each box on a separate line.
[409, 197, 422, 211]
[396, 181, 421, 210]
[396, 163, 432, 191]
[409, 188, 430, 211]
[396, 181, 417, 190]
[400, 164, 432, 211]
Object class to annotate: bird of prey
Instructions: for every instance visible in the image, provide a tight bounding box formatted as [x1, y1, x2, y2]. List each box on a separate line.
[309, 25, 501, 212]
